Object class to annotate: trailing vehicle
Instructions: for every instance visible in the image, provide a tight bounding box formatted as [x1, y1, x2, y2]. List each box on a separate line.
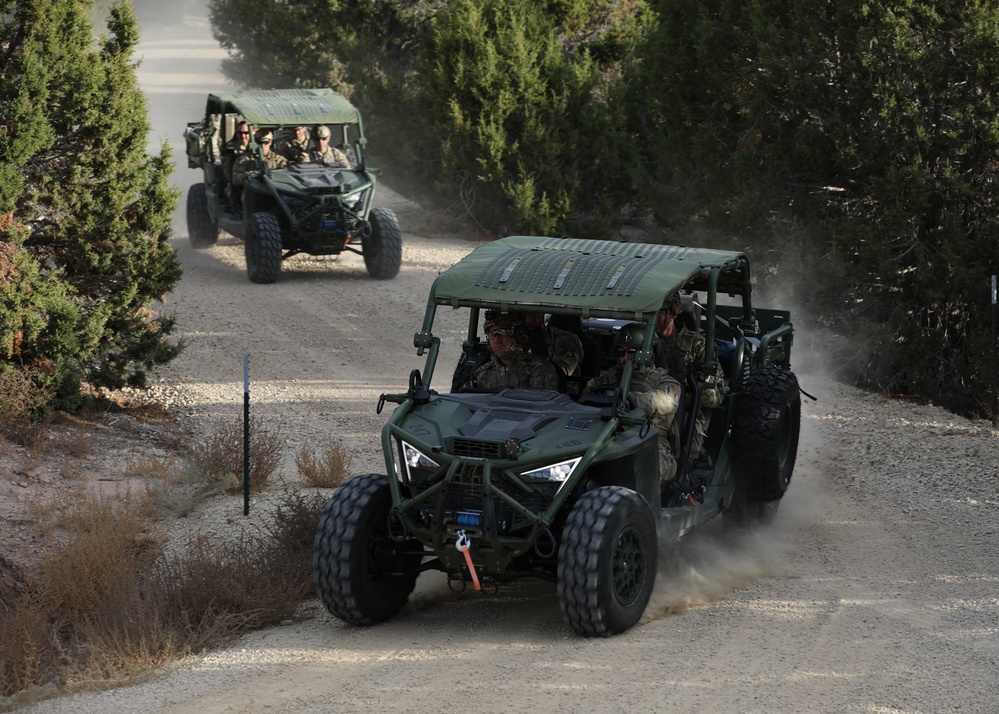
[183, 88, 401, 283]
[313, 236, 802, 636]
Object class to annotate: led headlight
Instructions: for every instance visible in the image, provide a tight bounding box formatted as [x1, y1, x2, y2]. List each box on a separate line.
[521, 458, 581, 483]
[400, 441, 440, 482]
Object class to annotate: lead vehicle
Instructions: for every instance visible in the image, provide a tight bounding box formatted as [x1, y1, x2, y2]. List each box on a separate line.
[313, 236, 801, 636]
[184, 88, 401, 283]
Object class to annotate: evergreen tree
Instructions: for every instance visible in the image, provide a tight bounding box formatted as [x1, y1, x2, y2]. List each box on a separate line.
[628, 0, 999, 414]
[0, 0, 182, 411]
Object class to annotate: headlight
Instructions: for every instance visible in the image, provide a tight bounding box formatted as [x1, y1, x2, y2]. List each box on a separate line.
[521, 458, 581, 483]
[400, 441, 440, 482]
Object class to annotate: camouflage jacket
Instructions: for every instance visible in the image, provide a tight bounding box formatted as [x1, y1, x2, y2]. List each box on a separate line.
[279, 137, 311, 164]
[587, 365, 681, 438]
[222, 141, 250, 182]
[470, 350, 559, 391]
[660, 327, 724, 409]
[232, 150, 288, 187]
[310, 145, 351, 167]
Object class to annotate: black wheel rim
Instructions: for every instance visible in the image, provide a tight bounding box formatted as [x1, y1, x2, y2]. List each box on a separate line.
[612, 525, 648, 607]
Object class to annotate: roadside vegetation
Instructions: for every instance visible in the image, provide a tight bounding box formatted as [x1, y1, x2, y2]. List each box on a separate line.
[0, 388, 352, 707]
[207, 0, 999, 418]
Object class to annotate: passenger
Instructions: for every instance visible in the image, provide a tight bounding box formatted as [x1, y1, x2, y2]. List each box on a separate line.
[278, 125, 312, 164]
[232, 130, 288, 187]
[584, 323, 681, 485]
[309, 125, 351, 167]
[522, 312, 584, 378]
[656, 293, 725, 460]
[462, 311, 559, 392]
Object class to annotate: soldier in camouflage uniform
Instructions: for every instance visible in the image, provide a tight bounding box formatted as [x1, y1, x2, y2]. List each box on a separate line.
[309, 125, 351, 167]
[656, 293, 725, 460]
[278, 125, 312, 164]
[232, 130, 288, 188]
[522, 312, 584, 378]
[463, 312, 559, 392]
[585, 323, 681, 483]
[222, 121, 251, 205]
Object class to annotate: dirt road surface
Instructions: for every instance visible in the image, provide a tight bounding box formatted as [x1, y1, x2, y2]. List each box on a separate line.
[22, 6, 999, 713]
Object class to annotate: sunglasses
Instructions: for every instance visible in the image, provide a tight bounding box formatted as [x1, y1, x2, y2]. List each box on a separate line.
[259, 140, 272, 145]
[488, 328, 513, 339]
[237, 131, 250, 136]
[618, 348, 638, 357]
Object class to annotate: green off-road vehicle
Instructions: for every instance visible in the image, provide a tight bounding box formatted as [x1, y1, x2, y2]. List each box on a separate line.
[184, 88, 401, 283]
[313, 236, 802, 636]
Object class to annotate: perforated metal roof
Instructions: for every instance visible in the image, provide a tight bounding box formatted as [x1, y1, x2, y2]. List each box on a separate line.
[433, 236, 748, 317]
[205, 89, 360, 126]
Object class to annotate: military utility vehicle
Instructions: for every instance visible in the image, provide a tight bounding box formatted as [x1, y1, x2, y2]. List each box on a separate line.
[313, 236, 801, 636]
[184, 88, 401, 283]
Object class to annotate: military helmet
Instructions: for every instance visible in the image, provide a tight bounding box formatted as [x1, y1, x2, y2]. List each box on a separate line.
[663, 292, 682, 314]
[483, 309, 527, 343]
[614, 322, 649, 351]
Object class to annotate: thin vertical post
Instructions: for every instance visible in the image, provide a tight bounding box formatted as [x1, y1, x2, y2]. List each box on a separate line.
[992, 276, 997, 424]
[243, 353, 251, 515]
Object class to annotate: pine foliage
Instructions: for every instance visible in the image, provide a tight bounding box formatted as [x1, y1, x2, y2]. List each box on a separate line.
[0, 0, 182, 411]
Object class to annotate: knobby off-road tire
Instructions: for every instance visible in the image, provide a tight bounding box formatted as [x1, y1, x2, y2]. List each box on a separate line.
[727, 364, 801, 528]
[186, 183, 219, 249]
[313, 473, 422, 626]
[246, 211, 283, 284]
[558, 487, 658, 637]
[363, 207, 402, 280]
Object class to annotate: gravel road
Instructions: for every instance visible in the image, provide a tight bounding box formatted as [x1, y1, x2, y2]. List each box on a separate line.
[22, 7, 999, 713]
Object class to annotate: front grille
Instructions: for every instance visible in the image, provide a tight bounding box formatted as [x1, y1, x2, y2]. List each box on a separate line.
[448, 438, 504, 459]
[412, 462, 554, 536]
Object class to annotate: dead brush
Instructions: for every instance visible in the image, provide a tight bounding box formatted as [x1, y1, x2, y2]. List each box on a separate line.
[187, 415, 284, 494]
[295, 437, 353, 488]
[125, 451, 217, 518]
[0, 488, 320, 702]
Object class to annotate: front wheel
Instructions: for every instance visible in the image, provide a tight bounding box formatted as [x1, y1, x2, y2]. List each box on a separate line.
[362, 207, 402, 280]
[313, 473, 422, 626]
[558, 487, 658, 637]
[246, 211, 283, 283]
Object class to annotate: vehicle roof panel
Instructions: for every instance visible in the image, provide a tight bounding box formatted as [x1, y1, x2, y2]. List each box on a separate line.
[434, 236, 747, 316]
[207, 88, 360, 126]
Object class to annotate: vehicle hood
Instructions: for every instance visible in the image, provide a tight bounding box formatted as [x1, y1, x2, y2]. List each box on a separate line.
[266, 164, 370, 196]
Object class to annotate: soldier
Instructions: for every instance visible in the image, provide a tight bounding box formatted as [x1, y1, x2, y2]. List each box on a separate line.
[464, 311, 559, 392]
[278, 125, 312, 164]
[585, 323, 681, 484]
[222, 121, 251, 205]
[309, 125, 351, 167]
[656, 293, 725, 460]
[232, 130, 288, 188]
[521, 311, 584, 378]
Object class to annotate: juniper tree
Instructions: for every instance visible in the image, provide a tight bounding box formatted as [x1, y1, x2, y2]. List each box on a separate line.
[0, 0, 182, 411]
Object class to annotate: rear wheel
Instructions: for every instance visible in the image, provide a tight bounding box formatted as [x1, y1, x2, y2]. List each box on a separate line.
[558, 487, 658, 637]
[246, 211, 283, 283]
[186, 184, 218, 249]
[363, 207, 402, 279]
[732, 364, 800, 501]
[727, 364, 800, 529]
[313, 473, 422, 625]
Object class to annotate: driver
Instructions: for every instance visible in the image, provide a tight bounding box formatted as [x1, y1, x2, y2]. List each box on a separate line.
[584, 322, 681, 485]
[461, 311, 559, 391]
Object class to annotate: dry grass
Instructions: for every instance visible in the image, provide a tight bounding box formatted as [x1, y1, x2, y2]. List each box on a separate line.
[295, 437, 353, 488]
[188, 416, 284, 494]
[0, 487, 325, 705]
